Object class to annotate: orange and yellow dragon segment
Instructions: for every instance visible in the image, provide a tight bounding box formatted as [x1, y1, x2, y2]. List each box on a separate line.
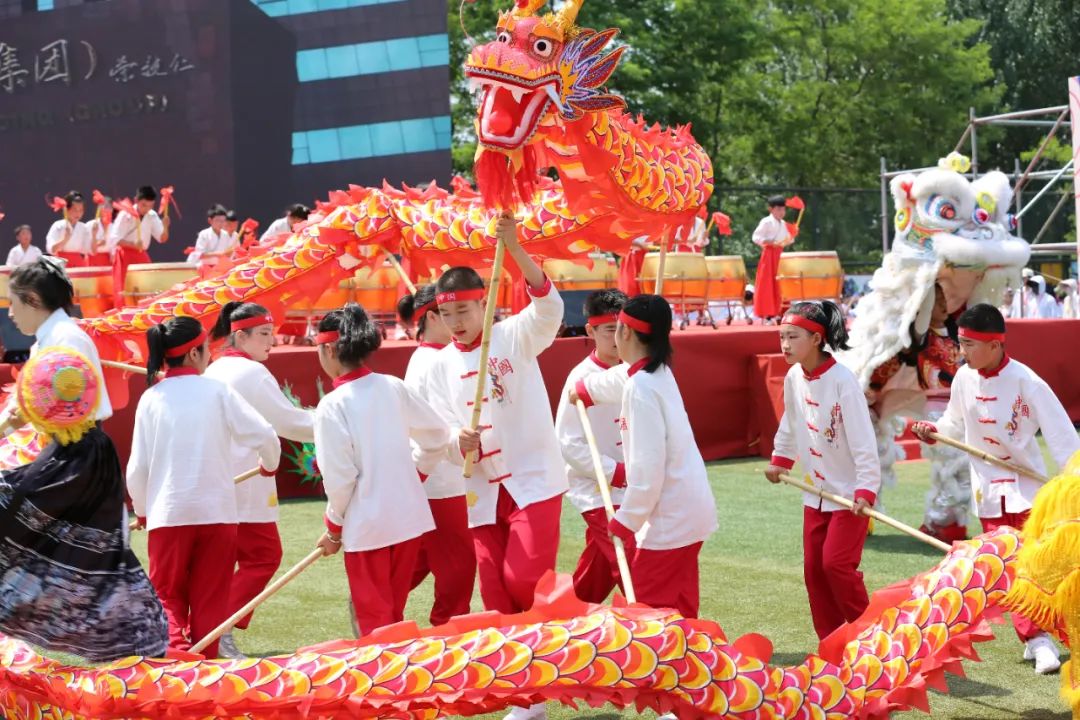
[0, 529, 1025, 719]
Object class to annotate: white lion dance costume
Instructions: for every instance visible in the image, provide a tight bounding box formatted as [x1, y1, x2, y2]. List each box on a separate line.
[840, 153, 1031, 537]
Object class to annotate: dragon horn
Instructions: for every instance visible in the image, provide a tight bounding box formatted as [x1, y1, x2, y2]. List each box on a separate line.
[555, 0, 583, 27]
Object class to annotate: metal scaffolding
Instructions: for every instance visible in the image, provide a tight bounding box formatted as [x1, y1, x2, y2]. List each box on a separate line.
[878, 104, 1075, 265]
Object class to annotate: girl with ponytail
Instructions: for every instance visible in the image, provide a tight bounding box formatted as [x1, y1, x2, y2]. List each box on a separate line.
[571, 294, 718, 619]
[764, 300, 880, 641]
[312, 302, 450, 637]
[401, 285, 476, 627]
[203, 302, 314, 658]
[127, 316, 281, 658]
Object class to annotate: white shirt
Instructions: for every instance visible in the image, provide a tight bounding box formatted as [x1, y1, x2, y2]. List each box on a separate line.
[188, 227, 238, 266]
[771, 358, 881, 511]
[427, 281, 567, 527]
[404, 343, 466, 500]
[752, 215, 790, 247]
[45, 219, 92, 256]
[315, 370, 447, 552]
[260, 217, 292, 243]
[578, 362, 718, 550]
[5, 244, 42, 266]
[108, 210, 164, 251]
[555, 352, 625, 513]
[85, 219, 113, 257]
[126, 373, 281, 530]
[935, 357, 1080, 518]
[204, 355, 315, 523]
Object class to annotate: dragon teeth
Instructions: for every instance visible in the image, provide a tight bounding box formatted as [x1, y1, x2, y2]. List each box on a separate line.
[509, 87, 526, 103]
[543, 84, 561, 106]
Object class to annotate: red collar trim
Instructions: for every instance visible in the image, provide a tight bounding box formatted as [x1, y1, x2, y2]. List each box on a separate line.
[220, 348, 253, 360]
[978, 354, 1010, 379]
[163, 367, 200, 379]
[452, 336, 483, 352]
[333, 366, 373, 389]
[419, 341, 446, 350]
[589, 351, 613, 370]
[802, 355, 836, 381]
[627, 358, 650, 377]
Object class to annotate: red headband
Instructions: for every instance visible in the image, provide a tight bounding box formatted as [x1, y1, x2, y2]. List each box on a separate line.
[231, 314, 273, 332]
[315, 330, 340, 345]
[781, 314, 826, 337]
[959, 327, 1005, 343]
[436, 288, 485, 305]
[416, 300, 438, 317]
[164, 329, 207, 358]
[619, 310, 652, 334]
[587, 313, 619, 327]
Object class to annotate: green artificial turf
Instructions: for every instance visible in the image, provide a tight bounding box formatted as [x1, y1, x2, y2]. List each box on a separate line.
[120, 456, 1070, 719]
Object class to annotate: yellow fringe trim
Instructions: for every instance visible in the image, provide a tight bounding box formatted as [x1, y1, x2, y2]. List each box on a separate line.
[1024, 474, 1080, 538]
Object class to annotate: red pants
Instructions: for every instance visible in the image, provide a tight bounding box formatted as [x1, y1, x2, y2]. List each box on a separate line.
[753, 243, 783, 318]
[573, 507, 637, 603]
[804, 506, 870, 640]
[54, 251, 87, 267]
[981, 504, 1041, 642]
[410, 496, 476, 626]
[471, 486, 562, 614]
[148, 523, 238, 657]
[344, 538, 422, 637]
[227, 522, 283, 630]
[631, 542, 703, 618]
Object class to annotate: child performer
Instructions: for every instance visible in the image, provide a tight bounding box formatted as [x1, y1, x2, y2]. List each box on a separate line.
[86, 194, 114, 266]
[45, 191, 92, 267]
[425, 216, 567, 618]
[312, 304, 449, 636]
[913, 303, 1080, 674]
[401, 284, 476, 626]
[764, 301, 880, 641]
[0, 258, 112, 430]
[554, 288, 635, 603]
[571, 295, 717, 618]
[109, 185, 170, 284]
[0, 348, 168, 661]
[204, 302, 314, 658]
[189, 204, 238, 269]
[127, 317, 280, 657]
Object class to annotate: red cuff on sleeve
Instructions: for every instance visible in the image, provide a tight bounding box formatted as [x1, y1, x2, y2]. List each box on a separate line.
[770, 455, 795, 470]
[854, 489, 877, 506]
[324, 514, 343, 535]
[610, 462, 626, 489]
[259, 464, 277, 477]
[136, 516, 146, 528]
[527, 276, 553, 298]
[575, 379, 595, 409]
[609, 517, 635, 544]
[418, 470, 429, 483]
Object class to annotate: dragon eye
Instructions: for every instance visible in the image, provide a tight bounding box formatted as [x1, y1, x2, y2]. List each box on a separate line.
[926, 195, 957, 221]
[972, 207, 990, 224]
[532, 38, 554, 57]
[497, 31, 511, 43]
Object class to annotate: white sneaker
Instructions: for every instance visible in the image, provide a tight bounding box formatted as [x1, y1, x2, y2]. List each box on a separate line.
[218, 631, 246, 659]
[502, 703, 547, 720]
[658, 714, 678, 720]
[1023, 634, 1061, 674]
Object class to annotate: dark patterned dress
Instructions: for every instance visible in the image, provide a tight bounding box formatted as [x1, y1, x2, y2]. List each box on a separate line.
[0, 428, 168, 661]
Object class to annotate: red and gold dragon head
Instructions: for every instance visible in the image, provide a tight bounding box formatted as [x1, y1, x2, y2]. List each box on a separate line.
[465, 0, 625, 208]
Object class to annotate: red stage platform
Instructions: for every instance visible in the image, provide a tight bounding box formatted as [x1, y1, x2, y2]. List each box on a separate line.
[93, 318, 1080, 499]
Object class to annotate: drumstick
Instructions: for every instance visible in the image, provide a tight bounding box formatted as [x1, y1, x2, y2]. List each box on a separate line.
[0, 409, 24, 436]
[382, 248, 417, 295]
[576, 400, 636, 602]
[101, 359, 148, 375]
[928, 431, 1048, 483]
[190, 547, 324, 654]
[462, 234, 507, 479]
[769, 471, 952, 552]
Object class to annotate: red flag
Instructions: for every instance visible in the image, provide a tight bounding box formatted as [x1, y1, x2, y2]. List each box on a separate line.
[240, 218, 260, 249]
[158, 186, 181, 218]
[0, 213, 5, 223]
[47, 195, 67, 213]
[785, 221, 800, 239]
[92, 189, 107, 206]
[112, 198, 140, 220]
[712, 211, 732, 236]
[785, 195, 805, 210]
